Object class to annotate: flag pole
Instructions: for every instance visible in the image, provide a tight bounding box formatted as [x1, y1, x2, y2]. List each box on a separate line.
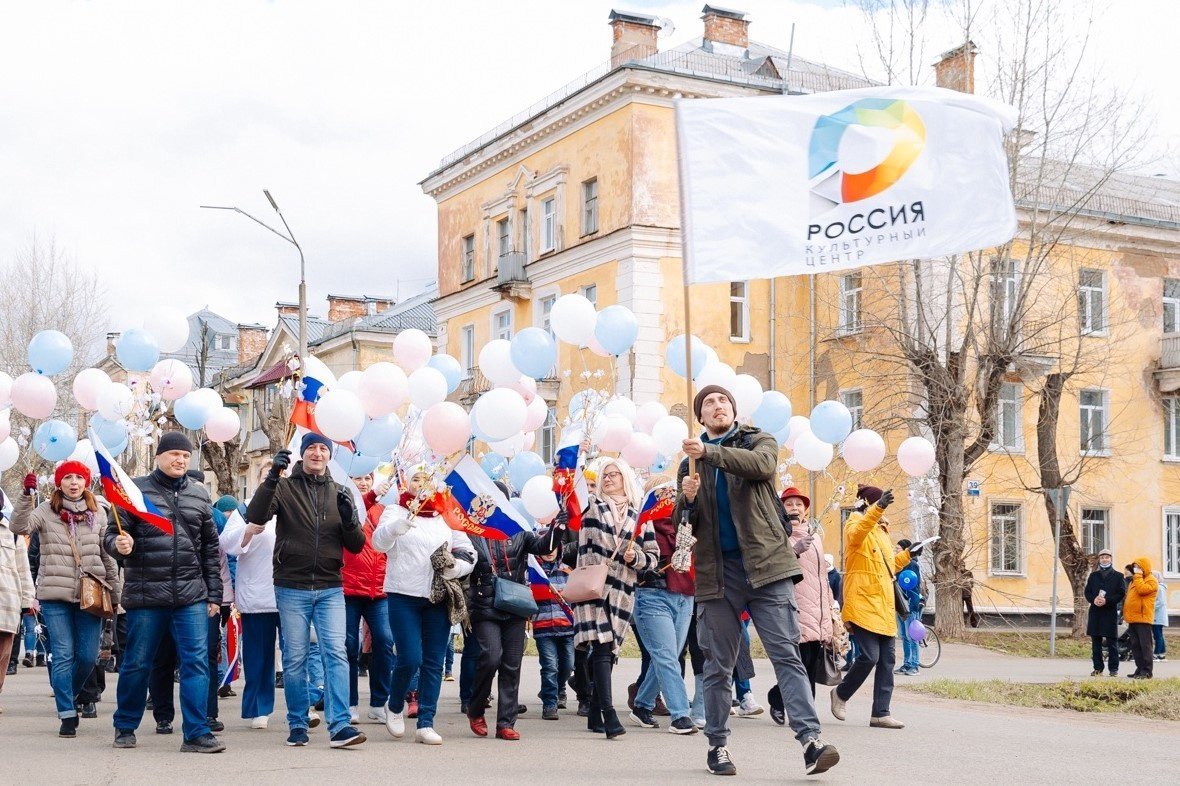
[674, 96, 697, 476]
[110, 502, 126, 537]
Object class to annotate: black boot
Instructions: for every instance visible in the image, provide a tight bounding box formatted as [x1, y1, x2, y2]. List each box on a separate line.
[59, 716, 79, 738]
[602, 708, 626, 740]
[587, 682, 605, 733]
[590, 645, 623, 738]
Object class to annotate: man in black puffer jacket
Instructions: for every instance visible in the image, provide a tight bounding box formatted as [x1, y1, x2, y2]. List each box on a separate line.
[104, 431, 224, 754]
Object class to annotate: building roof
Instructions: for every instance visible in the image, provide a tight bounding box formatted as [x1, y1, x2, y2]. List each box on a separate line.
[1016, 158, 1180, 228]
[161, 308, 243, 383]
[278, 314, 332, 345]
[311, 285, 439, 346]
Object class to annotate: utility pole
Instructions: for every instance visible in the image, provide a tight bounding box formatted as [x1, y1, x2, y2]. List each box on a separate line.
[1046, 485, 1071, 656]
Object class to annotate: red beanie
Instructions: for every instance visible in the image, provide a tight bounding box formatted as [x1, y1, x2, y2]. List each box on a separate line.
[54, 460, 92, 489]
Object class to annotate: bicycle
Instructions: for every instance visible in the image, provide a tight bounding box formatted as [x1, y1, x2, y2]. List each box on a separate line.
[918, 624, 941, 669]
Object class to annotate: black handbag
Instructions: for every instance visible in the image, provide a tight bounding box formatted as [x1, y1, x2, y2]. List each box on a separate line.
[881, 552, 909, 617]
[813, 549, 842, 686]
[483, 539, 539, 619]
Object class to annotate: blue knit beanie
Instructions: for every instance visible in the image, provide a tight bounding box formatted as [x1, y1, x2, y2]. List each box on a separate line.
[300, 432, 333, 456]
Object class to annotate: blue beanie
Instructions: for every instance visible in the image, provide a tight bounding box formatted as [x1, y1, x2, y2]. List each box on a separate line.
[300, 432, 333, 456]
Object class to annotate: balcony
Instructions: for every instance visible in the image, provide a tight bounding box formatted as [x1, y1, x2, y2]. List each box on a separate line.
[1154, 335, 1180, 392]
[492, 252, 531, 300]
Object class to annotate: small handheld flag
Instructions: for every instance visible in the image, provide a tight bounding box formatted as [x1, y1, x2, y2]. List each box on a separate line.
[90, 427, 175, 535]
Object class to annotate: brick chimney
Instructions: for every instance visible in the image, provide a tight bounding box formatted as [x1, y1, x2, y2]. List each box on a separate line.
[327, 294, 370, 322]
[609, 9, 658, 68]
[702, 5, 749, 52]
[275, 301, 300, 318]
[237, 323, 268, 365]
[364, 296, 396, 316]
[106, 331, 119, 358]
[935, 41, 977, 93]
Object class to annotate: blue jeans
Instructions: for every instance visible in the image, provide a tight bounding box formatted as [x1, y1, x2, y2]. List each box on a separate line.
[40, 601, 102, 718]
[307, 640, 325, 705]
[22, 612, 45, 656]
[445, 627, 456, 674]
[345, 595, 393, 707]
[536, 634, 574, 709]
[240, 612, 279, 719]
[459, 628, 481, 706]
[386, 593, 450, 729]
[1154, 624, 1167, 656]
[898, 613, 919, 670]
[634, 589, 694, 719]
[734, 619, 752, 699]
[275, 586, 351, 735]
[114, 603, 210, 740]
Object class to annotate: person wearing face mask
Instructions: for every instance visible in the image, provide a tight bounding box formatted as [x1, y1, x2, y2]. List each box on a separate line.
[12, 462, 119, 738]
[1122, 557, 1159, 679]
[1084, 548, 1126, 677]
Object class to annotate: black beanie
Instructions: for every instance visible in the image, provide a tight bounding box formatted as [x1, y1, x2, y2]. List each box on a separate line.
[300, 432, 333, 456]
[693, 384, 737, 421]
[857, 484, 883, 505]
[157, 431, 194, 455]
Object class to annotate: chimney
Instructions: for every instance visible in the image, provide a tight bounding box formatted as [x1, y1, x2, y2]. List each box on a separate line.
[275, 301, 301, 318]
[327, 294, 369, 323]
[237, 323, 268, 365]
[106, 331, 120, 358]
[609, 9, 658, 69]
[364, 296, 396, 316]
[702, 5, 749, 53]
[935, 41, 977, 93]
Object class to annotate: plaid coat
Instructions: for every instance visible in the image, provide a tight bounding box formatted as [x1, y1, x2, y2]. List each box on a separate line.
[572, 496, 658, 653]
[0, 517, 35, 634]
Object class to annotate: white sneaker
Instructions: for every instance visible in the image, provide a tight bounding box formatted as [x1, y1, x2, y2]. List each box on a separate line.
[307, 710, 321, 729]
[349, 706, 360, 723]
[385, 709, 405, 738]
[415, 727, 442, 745]
[251, 716, 269, 730]
[830, 687, 847, 721]
[691, 714, 706, 729]
[736, 695, 764, 717]
[367, 706, 388, 724]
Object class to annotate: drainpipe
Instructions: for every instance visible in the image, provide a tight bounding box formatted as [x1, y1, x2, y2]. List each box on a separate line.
[769, 278, 777, 391]
[809, 274, 817, 533]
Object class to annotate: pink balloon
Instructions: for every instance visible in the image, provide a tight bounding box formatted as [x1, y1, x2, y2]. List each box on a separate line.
[11, 372, 57, 419]
[621, 432, 658, 467]
[842, 429, 886, 472]
[500, 375, 538, 404]
[898, 436, 936, 477]
[204, 407, 241, 443]
[150, 359, 194, 402]
[422, 402, 472, 455]
[522, 396, 548, 432]
[586, 335, 611, 358]
[594, 414, 632, 452]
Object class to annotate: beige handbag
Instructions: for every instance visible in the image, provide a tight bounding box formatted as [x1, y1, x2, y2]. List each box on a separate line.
[68, 528, 114, 619]
[563, 521, 636, 603]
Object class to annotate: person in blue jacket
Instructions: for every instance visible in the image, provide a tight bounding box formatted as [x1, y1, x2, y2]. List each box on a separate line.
[893, 540, 921, 676]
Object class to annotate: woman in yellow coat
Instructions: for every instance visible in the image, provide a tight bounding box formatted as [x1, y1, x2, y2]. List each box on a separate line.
[830, 485, 919, 730]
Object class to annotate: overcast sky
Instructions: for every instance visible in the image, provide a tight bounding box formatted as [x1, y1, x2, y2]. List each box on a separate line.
[1, 0, 1174, 336]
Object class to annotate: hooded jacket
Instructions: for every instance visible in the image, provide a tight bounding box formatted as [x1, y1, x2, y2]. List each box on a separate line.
[841, 502, 911, 637]
[372, 504, 475, 599]
[246, 461, 366, 591]
[1123, 557, 1159, 625]
[789, 519, 834, 644]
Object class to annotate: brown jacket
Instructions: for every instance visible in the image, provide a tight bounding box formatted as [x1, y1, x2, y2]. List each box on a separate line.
[11, 493, 119, 606]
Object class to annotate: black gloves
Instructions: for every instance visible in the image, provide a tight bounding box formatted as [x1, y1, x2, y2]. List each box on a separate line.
[878, 489, 895, 509]
[337, 489, 359, 531]
[555, 508, 570, 529]
[268, 450, 292, 480]
[784, 512, 801, 524]
[909, 543, 924, 557]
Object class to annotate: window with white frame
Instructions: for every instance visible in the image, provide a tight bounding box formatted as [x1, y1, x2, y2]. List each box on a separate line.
[460, 324, 475, 375]
[1167, 398, 1180, 459]
[582, 178, 598, 235]
[1080, 389, 1109, 454]
[989, 502, 1023, 574]
[496, 217, 510, 259]
[990, 257, 1019, 330]
[580, 284, 597, 308]
[539, 407, 558, 464]
[493, 309, 513, 341]
[538, 294, 557, 334]
[461, 234, 475, 282]
[1078, 268, 1106, 335]
[519, 207, 530, 262]
[839, 273, 862, 334]
[1165, 279, 1180, 334]
[994, 382, 1023, 450]
[1165, 508, 1180, 575]
[840, 389, 863, 430]
[729, 281, 749, 341]
[1080, 508, 1110, 554]
[541, 197, 556, 252]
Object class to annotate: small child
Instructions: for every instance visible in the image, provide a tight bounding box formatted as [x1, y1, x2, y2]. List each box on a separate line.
[533, 551, 575, 720]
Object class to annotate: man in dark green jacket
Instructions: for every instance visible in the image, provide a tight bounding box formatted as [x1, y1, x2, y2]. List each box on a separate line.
[676, 385, 839, 777]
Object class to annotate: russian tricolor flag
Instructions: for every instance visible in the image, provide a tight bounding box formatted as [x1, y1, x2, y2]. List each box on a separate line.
[639, 481, 677, 527]
[441, 455, 531, 541]
[552, 424, 587, 531]
[90, 427, 175, 535]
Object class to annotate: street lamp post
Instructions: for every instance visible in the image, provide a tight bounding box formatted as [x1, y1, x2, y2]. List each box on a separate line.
[200, 190, 307, 360]
[1046, 485, 1071, 656]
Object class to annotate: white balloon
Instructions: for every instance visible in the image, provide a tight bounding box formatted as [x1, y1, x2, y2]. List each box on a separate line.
[393, 329, 433, 373]
[784, 416, 812, 450]
[522, 395, 549, 432]
[10, 373, 57, 419]
[143, 306, 191, 353]
[96, 382, 135, 421]
[0, 408, 10, 443]
[549, 294, 597, 346]
[337, 370, 364, 393]
[149, 359, 193, 401]
[694, 362, 737, 394]
[489, 431, 526, 457]
[897, 436, 937, 477]
[204, 407, 241, 443]
[522, 431, 536, 452]
[474, 388, 528, 441]
[500, 375, 538, 404]
[68, 438, 100, 478]
[0, 371, 12, 408]
[314, 389, 366, 442]
[478, 340, 521, 386]
[300, 355, 338, 389]
[73, 368, 112, 411]
[603, 397, 637, 424]
[634, 401, 668, 434]
[730, 374, 764, 420]
[0, 437, 18, 471]
[407, 367, 447, 410]
[842, 429, 887, 472]
[794, 431, 834, 472]
[621, 432, 658, 468]
[651, 415, 689, 457]
[358, 362, 409, 418]
[191, 387, 223, 416]
[521, 475, 560, 519]
[593, 414, 632, 452]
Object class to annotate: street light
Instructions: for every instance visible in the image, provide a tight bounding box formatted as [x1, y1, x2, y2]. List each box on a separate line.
[200, 190, 307, 360]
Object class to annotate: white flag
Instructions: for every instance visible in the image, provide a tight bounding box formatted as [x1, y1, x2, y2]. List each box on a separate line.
[676, 86, 1019, 283]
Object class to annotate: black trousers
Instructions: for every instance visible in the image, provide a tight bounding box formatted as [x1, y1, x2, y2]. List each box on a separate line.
[1090, 635, 1119, 673]
[1128, 622, 1154, 677]
[150, 616, 221, 722]
[588, 641, 616, 713]
[468, 617, 527, 729]
[571, 646, 593, 702]
[836, 624, 895, 718]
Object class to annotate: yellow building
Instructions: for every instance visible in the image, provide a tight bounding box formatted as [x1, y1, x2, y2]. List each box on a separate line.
[421, 7, 1180, 620]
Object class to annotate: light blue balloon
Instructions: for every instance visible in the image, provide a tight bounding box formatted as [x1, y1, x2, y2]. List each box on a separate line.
[116, 328, 160, 372]
[91, 415, 129, 449]
[334, 445, 381, 477]
[649, 454, 670, 473]
[810, 400, 853, 445]
[480, 452, 508, 481]
[510, 497, 536, 529]
[28, 330, 74, 376]
[508, 451, 546, 491]
[569, 390, 588, 417]
[510, 328, 558, 380]
[108, 432, 129, 456]
[594, 305, 639, 356]
[33, 419, 77, 461]
[354, 415, 403, 457]
[173, 394, 209, 430]
[772, 423, 792, 447]
[427, 354, 462, 394]
[665, 334, 707, 379]
[753, 391, 793, 434]
[379, 482, 400, 506]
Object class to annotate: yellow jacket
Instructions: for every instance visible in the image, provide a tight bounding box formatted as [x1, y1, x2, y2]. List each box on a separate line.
[1123, 557, 1159, 625]
[842, 503, 911, 637]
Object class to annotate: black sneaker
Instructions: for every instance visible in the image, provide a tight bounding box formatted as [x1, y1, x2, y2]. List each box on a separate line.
[208, 718, 225, 733]
[156, 720, 173, 735]
[767, 688, 785, 726]
[286, 728, 310, 746]
[329, 726, 367, 748]
[59, 716, 79, 738]
[314, 699, 325, 712]
[275, 672, 285, 688]
[80, 702, 97, 719]
[113, 729, 137, 748]
[803, 737, 840, 775]
[707, 745, 737, 776]
[517, 704, 528, 714]
[629, 707, 659, 728]
[542, 706, 559, 720]
[180, 734, 226, 753]
[558, 691, 568, 709]
[668, 717, 698, 735]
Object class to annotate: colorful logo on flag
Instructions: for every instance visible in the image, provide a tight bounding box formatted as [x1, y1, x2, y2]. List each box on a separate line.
[808, 98, 926, 207]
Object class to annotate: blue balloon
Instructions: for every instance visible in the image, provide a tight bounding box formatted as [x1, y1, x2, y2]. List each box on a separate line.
[480, 452, 508, 481]
[809, 400, 853, 445]
[772, 423, 791, 447]
[649, 454, 670, 473]
[569, 390, 589, 417]
[753, 391, 793, 434]
[32, 420, 77, 461]
[116, 328, 160, 372]
[665, 334, 707, 378]
[354, 415, 403, 457]
[379, 481, 400, 506]
[90, 415, 128, 449]
[594, 305, 639, 356]
[427, 354, 463, 394]
[898, 570, 919, 591]
[510, 328, 558, 380]
[173, 393, 209, 430]
[108, 432, 129, 456]
[334, 445, 381, 477]
[508, 451, 546, 491]
[510, 498, 536, 529]
[28, 330, 73, 376]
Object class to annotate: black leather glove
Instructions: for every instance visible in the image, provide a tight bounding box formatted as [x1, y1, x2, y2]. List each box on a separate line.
[908, 543, 924, 557]
[878, 489, 895, 509]
[555, 508, 570, 529]
[268, 449, 292, 480]
[337, 490, 358, 531]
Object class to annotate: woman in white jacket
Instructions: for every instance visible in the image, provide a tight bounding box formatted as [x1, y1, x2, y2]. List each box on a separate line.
[372, 470, 474, 745]
[219, 511, 279, 730]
